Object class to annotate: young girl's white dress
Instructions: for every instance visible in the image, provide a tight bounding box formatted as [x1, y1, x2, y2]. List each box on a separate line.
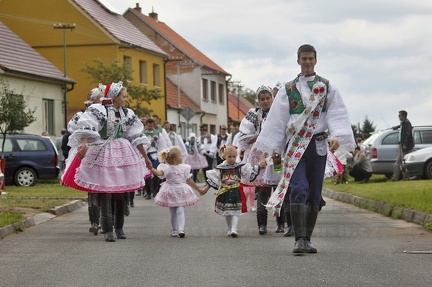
[154, 163, 199, 207]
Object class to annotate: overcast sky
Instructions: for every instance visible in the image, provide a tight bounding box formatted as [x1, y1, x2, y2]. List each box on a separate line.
[106, 0, 432, 132]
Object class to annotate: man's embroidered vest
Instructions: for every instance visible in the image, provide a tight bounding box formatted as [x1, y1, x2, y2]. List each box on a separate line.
[284, 75, 329, 114]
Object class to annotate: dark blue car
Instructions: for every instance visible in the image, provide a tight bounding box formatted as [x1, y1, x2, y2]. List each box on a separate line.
[0, 133, 59, 186]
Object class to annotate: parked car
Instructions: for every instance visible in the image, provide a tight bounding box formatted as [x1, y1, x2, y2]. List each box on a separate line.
[362, 126, 432, 178]
[402, 146, 432, 179]
[0, 133, 59, 186]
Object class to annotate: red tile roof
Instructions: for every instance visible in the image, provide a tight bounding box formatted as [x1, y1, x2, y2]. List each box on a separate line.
[126, 8, 229, 75]
[166, 78, 203, 113]
[228, 93, 255, 122]
[0, 21, 74, 83]
[73, 0, 167, 57]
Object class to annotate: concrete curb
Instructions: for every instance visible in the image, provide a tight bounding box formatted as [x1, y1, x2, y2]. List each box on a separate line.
[0, 199, 84, 240]
[322, 188, 432, 228]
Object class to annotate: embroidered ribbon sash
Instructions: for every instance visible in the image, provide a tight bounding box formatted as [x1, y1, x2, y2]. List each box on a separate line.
[265, 82, 327, 216]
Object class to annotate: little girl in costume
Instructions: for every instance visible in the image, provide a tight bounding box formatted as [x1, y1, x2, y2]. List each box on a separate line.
[202, 145, 260, 237]
[150, 146, 206, 238]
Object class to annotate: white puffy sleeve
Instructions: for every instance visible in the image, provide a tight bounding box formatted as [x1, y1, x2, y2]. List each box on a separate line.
[325, 84, 356, 153]
[156, 129, 172, 151]
[175, 134, 188, 157]
[156, 163, 170, 179]
[206, 168, 221, 190]
[256, 88, 291, 154]
[67, 104, 104, 148]
[181, 164, 192, 180]
[122, 108, 150, 149]
[237, 109, 257, 151]
[241, 163, 260, 182]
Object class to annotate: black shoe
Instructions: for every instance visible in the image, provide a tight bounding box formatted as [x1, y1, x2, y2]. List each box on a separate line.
[89, 223, 98, 236]
[144, 193, 151, 199]
[258, 225, 267, 235]
[284, 226, 294, 237]
[304, 240, 317, 253]
[230, 230, 238, 238]
[275, 224, 284, 233]
[115, 229, 127, 239]
[104, 232, 115, 242]
[293, 238, 305, 254]
[178, 232, 185, 238]
[130, 201, 134, 207]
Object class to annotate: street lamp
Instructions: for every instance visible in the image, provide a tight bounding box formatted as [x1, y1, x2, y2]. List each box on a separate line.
[53, 23, 75, 127]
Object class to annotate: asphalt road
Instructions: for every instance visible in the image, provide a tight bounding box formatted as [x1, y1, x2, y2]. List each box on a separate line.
[0, 187, 431, 287]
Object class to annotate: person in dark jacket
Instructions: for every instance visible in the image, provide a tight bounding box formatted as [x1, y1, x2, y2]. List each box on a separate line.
[390, 110, 414, 181]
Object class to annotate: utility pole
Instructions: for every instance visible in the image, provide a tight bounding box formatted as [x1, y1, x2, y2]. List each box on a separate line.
[53, 23, 75, 127]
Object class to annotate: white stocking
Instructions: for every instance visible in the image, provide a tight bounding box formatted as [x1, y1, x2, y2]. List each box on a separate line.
[176, 206, 185, 232]
[231, 215, 239, 232]
[225, 215, 232, 231]
[169, 207, 177, 231]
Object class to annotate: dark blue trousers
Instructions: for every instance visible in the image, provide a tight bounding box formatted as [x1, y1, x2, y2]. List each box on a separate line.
[289, 137, 327, 206]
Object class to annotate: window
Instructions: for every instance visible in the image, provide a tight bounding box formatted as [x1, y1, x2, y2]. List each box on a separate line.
[43, 99, 54, 135]
[202, 79, 208, 101]
[17, 139, 46, 151]
[210, 124, 216, 135]
[179, 121, 186, 139]
[0, 138, 13, 152]
[420, 130, 432, 144]
[139, 61, 148, 84]
[153, 64, 160, 87]
[382, 133, 398, 145]
[210, 81, 216, 102]
[218, 83, 224, 104]
[123, 56, 132, 74]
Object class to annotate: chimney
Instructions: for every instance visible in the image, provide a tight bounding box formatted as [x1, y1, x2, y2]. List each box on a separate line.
[134, 3, 142, 13]
[149, 6, 158, 21]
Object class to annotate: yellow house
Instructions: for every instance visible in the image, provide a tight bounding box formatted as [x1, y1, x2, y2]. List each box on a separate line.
[0, 0, 168, 125]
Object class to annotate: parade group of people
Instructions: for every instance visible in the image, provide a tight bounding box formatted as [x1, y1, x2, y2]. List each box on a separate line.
[61, 44, 358, 256]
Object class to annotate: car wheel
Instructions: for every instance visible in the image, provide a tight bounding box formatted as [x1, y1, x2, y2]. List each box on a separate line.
[424, 161, 432, 180]
[14, 167, 37, 186]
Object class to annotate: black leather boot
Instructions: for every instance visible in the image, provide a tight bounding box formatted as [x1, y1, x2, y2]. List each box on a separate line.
[257, 212, 267, 235]
[284, 202, 293, 237]
[290, 204, 307, 254]
[100, 194, 115, 242]
[88, 205, 99, 235]
[304, 205, 319, 253]
[275, 211, 284, 233]
[114, 195, 127, 239]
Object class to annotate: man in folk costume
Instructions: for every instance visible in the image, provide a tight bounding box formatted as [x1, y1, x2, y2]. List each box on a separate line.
[197, 125, 218, 181]
[256, 44, 355, 254]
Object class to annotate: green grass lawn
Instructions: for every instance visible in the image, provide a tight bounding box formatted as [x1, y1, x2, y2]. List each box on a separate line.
[0, 180, 86, 228]
[323, 175, 432, 214]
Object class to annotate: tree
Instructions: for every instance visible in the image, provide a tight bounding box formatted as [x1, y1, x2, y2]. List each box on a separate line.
[82, 58, 163, 116]
[0, 76, 37, 162]
[242, 88, 257, 106]
[351, 124, 360, 139]
[361, 116, 376, 139]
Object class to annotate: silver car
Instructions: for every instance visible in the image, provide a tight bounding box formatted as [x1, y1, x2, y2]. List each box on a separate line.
[402, 146, 432, 179]
[362, 126, 432, 178]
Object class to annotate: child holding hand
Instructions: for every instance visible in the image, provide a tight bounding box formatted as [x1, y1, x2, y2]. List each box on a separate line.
[150, 146, 207, 238]
[203, 145, 260, 237]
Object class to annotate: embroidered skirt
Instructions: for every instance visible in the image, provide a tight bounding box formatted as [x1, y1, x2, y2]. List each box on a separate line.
[184, 153, 208, 170]
[154, 182, 199, 207]
[62, 138, 147, 193]
[215, 187, 243, 216]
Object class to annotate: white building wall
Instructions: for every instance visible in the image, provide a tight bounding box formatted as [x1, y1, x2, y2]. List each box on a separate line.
[4, 76, 65, 141]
